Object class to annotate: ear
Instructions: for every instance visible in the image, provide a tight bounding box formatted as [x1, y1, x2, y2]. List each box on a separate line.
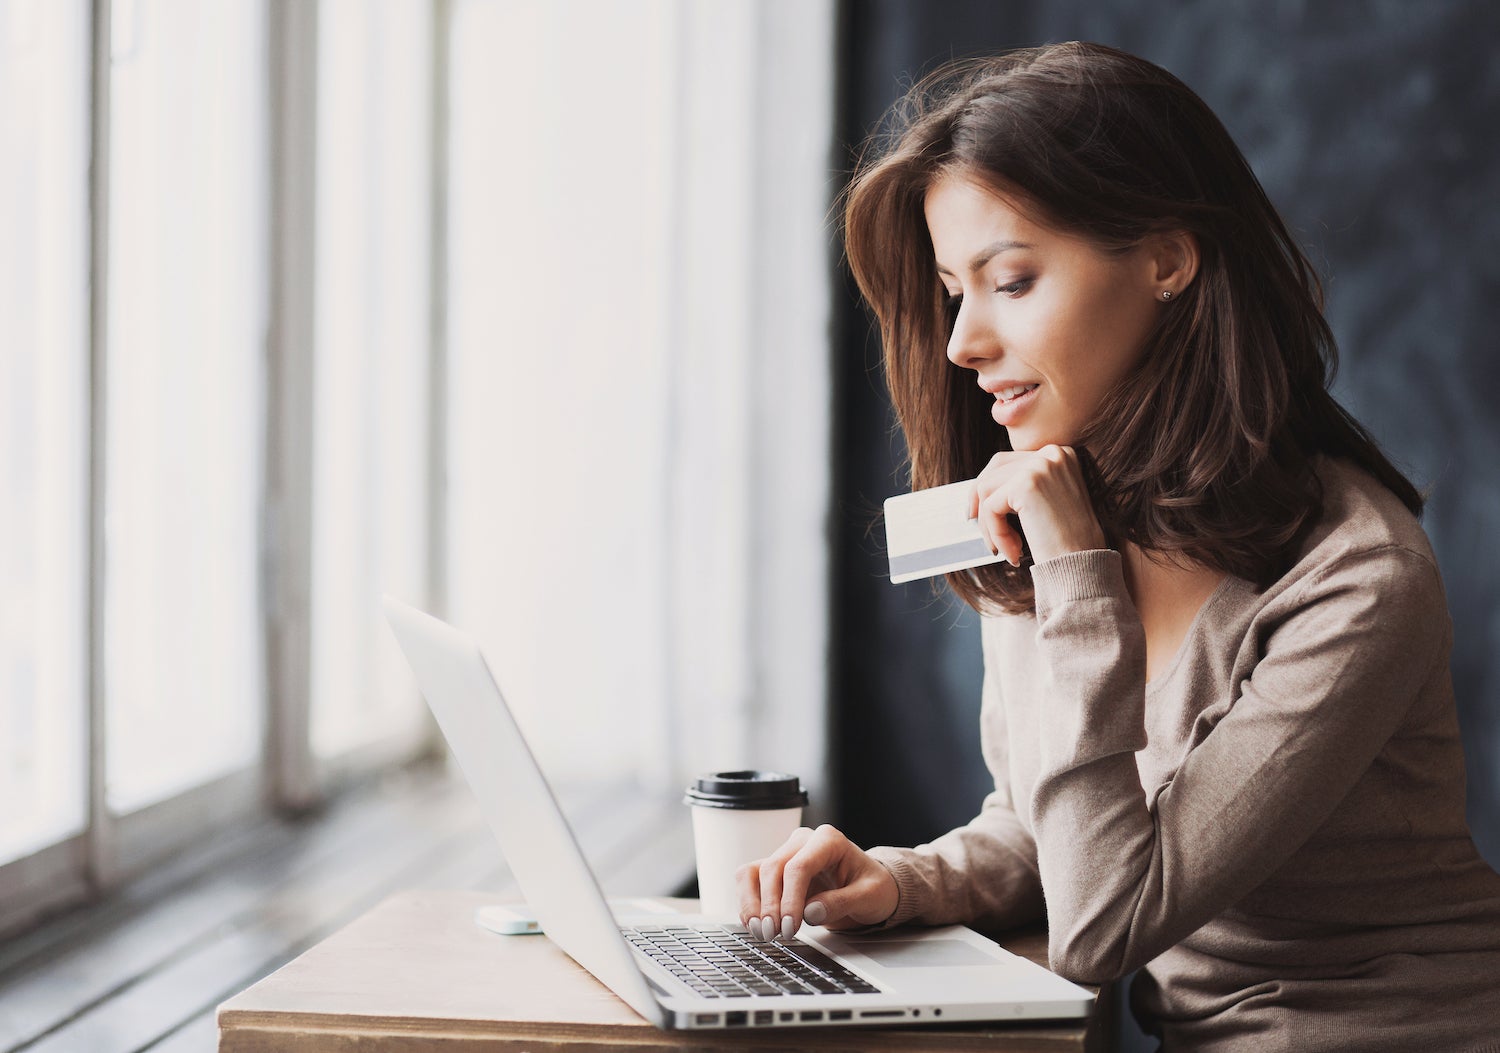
[1147, 230, 1200, 297]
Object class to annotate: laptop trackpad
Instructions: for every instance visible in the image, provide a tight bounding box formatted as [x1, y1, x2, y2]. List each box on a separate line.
[853, 939, 997, 968]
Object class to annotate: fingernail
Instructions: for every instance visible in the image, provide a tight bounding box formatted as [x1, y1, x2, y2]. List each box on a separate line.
[748, 917, 762, 941]
[804, 901, 827, 926]
[763, 915, 775, 941]
[781, 915, 795, 940]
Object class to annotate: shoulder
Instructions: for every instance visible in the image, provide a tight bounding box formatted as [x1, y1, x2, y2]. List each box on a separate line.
[1263, 456, 1448, 643]
[1297, 455, 1437, 568]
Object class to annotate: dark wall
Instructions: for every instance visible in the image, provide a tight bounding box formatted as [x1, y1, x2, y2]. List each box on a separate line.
[830, 0, 1500, 867]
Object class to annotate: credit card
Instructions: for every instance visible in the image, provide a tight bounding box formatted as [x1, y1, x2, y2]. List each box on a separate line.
[884, 479, 1008, 584]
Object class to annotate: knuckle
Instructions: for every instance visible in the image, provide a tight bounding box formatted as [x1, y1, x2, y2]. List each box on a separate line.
[812, 825, 844, 847]
[783, 856, 814, 881]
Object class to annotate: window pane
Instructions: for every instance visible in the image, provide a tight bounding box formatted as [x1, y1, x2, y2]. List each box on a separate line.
[0, 0, 90, 864]
[446, 0, 674, 783]
[310, 0, 432, 759]
[104, 0, 268, 814]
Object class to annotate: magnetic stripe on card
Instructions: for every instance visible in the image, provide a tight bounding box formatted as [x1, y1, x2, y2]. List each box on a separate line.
[889, 536, 997, 578]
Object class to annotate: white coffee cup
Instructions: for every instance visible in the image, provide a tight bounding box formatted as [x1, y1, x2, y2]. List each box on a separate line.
[684, 771, 809, 921]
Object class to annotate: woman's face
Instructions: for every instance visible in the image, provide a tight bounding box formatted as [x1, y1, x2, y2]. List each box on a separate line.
[925, 173, 1167, 452]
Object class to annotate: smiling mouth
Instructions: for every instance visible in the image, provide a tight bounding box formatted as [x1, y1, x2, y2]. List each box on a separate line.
[994, 383, 1039, 404]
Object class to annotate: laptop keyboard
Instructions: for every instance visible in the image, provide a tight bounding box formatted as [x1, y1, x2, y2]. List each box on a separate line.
[622, 925, 883, 999]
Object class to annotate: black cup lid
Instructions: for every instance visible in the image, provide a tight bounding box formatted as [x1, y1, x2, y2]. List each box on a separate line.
[683, 770, 808, 810]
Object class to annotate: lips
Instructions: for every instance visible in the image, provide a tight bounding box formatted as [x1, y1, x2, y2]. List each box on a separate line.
[986, 382, 1040, 427]
[992, 383, 1038, 403]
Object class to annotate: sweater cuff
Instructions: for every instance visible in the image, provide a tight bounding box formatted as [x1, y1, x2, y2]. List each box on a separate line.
[864, 846, 924, 929]
[1030, 549, 1127, 619]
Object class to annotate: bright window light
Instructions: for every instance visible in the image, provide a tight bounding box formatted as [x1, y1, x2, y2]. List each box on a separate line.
[0, 0, 90, 864]
[103, 0, 268, 814]
[310, 0, 433, 759]
[445, 0, 676, 783]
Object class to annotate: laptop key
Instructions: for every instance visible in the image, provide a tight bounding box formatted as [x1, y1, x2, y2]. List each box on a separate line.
[626, 925, 882, 999]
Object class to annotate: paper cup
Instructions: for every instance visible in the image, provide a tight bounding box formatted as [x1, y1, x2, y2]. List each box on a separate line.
[684, 771, 809, 921]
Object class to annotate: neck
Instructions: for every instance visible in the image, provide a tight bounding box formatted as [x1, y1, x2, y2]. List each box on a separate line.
[1119, 542, 1223, 607]
[1119, 542, 1230, 682]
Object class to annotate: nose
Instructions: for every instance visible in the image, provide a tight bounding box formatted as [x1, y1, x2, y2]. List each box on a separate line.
[945, 300, 998, 372]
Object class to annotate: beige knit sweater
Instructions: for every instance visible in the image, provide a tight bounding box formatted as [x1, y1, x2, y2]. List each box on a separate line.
[867, 458, 1500, 1051]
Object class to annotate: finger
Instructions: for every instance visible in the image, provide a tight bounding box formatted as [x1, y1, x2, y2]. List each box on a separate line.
[979, 492, 1024, 565]
[755, 827, 813, 941]
[802, 899, 829, 926]
[816, 862, 900, 930]
[777, 825, 854, 933]
[735, 860, 763, 933]
[757, 854, 785, 942]
[806, 880, 879, 930]
[804, 888, 857, 929]
[973, 455, 1023, 540]
[974, 487, 999, 554]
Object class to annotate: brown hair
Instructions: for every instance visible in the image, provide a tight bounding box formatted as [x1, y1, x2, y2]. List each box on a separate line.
[843, 41, 1422, 615]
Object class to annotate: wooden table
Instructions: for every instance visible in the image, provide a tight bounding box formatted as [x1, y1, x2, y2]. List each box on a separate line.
[218, 890, 1115, 1051]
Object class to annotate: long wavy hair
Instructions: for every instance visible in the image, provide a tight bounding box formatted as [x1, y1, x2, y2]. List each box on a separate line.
[844, 42, 1421, 615]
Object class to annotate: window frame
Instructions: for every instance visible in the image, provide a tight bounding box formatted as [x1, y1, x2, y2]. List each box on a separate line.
[0, 0, 835, 943]
[268, 0, 448, 804]
[0, 0, 448, 940]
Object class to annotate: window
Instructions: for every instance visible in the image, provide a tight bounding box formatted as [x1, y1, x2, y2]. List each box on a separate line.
[445, 0, 678, 784]
[0, 0, 442, 937]
[0, 0, 90, 871]
[0, 0, 835, 939]
[104, 0, 268, 815]
[309, 0, 434, 763]
[444, 0, 835, 794]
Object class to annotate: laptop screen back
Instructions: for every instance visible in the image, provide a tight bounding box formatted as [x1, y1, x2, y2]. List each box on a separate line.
[382, 597, 663, 1026]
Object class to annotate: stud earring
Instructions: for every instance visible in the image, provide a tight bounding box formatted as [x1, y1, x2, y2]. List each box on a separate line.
[1161, 290, 1173, 301]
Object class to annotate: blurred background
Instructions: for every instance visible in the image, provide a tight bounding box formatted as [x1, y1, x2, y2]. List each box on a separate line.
[1, 0, 1496, 1049]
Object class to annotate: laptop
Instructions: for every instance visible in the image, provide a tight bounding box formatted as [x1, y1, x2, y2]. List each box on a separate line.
[382, 597, 1093, 1032]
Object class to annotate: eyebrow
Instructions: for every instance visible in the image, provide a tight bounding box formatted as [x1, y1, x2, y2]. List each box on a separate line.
[934, 239, 1035, 277]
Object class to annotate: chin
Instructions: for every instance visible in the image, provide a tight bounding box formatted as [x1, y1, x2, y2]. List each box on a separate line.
[1004, 428, 1076, 453]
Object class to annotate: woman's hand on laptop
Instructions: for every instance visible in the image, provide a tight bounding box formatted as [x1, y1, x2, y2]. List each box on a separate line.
[736, 825, 899, 941]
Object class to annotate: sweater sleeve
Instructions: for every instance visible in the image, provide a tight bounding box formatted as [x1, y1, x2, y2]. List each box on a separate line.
[864, 616, 1046, 932]
[1027, 546, 1448, 985]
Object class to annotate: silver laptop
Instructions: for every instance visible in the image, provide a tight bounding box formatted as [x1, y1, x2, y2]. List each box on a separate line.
[383, 597, 1093, 1032]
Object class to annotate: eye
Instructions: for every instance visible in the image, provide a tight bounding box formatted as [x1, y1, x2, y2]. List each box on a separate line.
[996, 277, 1035, 297]
[942, 291, 963, 333]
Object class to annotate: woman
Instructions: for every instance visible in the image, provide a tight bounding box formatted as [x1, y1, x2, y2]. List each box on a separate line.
[737, 42, 1500, 1050]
